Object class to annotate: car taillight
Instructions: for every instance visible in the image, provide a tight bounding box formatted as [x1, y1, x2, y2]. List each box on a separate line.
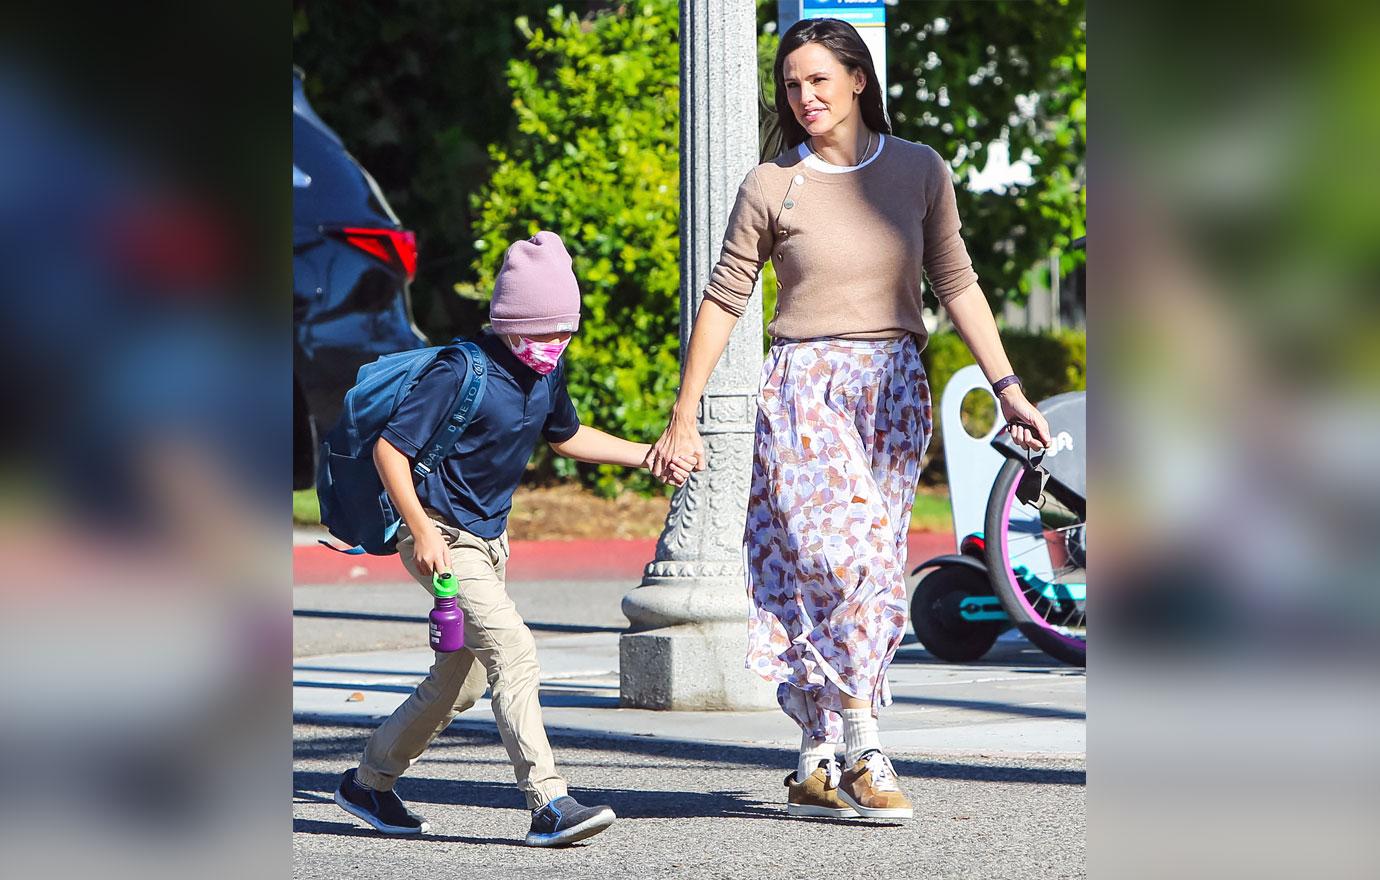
[336, 227, 417, 281]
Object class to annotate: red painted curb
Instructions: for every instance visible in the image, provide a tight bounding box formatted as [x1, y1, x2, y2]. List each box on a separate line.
[295, 531, 956, 585]
[293, 538, 660, 585]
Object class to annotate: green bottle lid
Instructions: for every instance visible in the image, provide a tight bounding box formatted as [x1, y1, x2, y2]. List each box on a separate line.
[432, 572, 458, 598]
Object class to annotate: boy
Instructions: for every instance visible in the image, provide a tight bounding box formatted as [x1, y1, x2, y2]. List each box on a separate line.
[333, 231, 692, 846]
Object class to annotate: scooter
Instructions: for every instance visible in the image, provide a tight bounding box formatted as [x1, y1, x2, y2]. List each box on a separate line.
[909, 530, 1010, 662]
[910, 366, 1086, 666]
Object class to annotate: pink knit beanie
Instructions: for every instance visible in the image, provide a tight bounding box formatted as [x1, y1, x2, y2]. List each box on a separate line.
[489, 231, 581, 335]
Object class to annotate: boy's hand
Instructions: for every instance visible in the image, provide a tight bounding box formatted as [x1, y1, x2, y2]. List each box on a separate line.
[412, 523, 452, 578]
[645, 449, 696, 487]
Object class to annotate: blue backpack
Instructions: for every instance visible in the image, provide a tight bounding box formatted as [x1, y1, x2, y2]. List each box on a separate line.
[315, 339, 487, 555]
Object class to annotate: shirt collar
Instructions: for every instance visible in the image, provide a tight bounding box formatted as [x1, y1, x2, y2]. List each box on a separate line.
[796, 133, 887, 174]
[479, 329, 525, 377]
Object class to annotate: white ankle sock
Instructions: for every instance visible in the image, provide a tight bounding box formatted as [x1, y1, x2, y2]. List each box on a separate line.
[797, 732, 837, 782]
[842, 708, 882, 766]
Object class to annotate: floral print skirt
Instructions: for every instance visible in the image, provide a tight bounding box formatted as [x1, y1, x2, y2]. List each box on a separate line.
[744, 335, 932, 742]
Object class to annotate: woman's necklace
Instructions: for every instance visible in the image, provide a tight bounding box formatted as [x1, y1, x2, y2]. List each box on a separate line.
[807, 129, 875, 167]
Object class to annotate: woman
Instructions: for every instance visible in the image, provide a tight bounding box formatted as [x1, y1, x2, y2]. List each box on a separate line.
[648, 18, 1052, 820]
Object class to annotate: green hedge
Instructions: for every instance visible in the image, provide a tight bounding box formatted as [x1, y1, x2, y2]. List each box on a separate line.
[462, 2, 681, 497]
[924, 328, 1086, 404]
[463, 1, 1084, 497]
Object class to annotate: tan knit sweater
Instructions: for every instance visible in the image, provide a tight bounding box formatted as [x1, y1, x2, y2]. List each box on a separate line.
[703, 135, 978, 343]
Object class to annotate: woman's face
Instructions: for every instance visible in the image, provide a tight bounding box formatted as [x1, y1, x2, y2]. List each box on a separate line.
[781, 42, 866, 139]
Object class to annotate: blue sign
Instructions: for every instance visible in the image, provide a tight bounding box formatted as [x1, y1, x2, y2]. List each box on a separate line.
[778, 0, 889, 95]
[801, 0, 886, 28]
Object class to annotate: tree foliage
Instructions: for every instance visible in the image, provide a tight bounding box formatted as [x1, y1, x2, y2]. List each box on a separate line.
[885, 0, 1086, 305]
[297, 1, 1086, 495]
[292, 0, 554, 338]
[756, 0, 1085, 305]
[464, 2, 682, 496]
[920, 328, 1085, 484]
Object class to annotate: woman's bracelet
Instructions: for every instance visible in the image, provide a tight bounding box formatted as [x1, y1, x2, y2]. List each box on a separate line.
[991, 374, 1022, 395]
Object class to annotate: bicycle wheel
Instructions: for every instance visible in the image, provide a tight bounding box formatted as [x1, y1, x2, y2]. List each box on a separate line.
[910, 566, 1005, 663]
[983, 458, 1087, 666]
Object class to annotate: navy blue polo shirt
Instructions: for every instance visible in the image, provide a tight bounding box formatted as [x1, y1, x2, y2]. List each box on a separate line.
[379, 331, 580, 539]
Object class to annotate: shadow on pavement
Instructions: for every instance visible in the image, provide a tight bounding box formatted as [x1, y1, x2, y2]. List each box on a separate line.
[295, 771, 526, 812]
[294, 769, 902, 828]
[887, 693, 1086, 721]
[296, 724, 1085, 790]
[568, 785, 902, 827]
[293, 817, 530, 847]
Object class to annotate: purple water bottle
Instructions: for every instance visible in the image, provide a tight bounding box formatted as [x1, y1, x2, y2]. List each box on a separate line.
[429, 572, 464, 652]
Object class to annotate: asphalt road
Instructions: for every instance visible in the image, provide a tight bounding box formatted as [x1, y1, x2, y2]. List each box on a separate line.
[294, 723, 1085, 880]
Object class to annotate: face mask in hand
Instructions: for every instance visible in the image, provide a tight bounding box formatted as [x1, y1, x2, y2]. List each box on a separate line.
[1004, 420, 1050, 507]
[507, 335, 570, 375]
[1016, 449, 1050, 507]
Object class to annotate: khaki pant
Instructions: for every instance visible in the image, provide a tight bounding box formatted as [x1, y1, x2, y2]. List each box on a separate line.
[355, 514, 567, 809]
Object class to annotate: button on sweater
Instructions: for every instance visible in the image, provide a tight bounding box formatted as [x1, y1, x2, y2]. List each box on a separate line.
[702, 135, 978, 344]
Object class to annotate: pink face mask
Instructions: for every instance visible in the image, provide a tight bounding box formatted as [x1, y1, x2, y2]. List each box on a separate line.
[506, 335, 570, 375]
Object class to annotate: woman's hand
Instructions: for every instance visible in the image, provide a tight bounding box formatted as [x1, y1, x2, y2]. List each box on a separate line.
[998, 387, 1054, 451]
[645, 448, 697, 487]
[647, 411, 707, 485]
[412, 522, 452, 578]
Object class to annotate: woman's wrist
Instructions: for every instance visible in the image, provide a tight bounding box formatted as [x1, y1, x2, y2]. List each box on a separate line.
[670, 401, 697, 427]
[991, 373, 1022, 396]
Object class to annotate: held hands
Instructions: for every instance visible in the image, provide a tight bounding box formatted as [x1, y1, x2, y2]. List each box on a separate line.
[643, 445, 698, 487]
[998, 387, 1054, 451]
[646, 411, 707, 487]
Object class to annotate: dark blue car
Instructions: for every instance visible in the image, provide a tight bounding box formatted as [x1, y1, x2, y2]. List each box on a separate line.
[294, 68, 427, 488]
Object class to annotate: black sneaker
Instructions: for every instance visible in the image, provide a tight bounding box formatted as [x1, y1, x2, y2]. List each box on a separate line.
[334, 768, 430, 835]
[524, 795, 616, 847]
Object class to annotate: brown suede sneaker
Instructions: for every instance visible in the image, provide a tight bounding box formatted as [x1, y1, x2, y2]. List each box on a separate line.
[785, 760, 859, 818]
[837, 750, 914, 819]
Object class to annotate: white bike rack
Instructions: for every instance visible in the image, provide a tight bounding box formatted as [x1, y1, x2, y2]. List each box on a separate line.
[937, 365, 1054, 579]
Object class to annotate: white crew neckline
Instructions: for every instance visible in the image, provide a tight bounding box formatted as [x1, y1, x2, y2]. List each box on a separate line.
[797, 133, 887, 174]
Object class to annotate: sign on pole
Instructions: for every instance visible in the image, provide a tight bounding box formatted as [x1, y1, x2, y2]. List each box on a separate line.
[778, 0, 887, 98]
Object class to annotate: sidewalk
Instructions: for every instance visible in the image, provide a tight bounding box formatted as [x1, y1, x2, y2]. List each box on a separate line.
[293, 560, 1085, 758]
[294, 632, 1084, 757]
[294, 545, 1086, 877]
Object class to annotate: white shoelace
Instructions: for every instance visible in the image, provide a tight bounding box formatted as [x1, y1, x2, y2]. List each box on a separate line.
[825, 759, 842, 789]
[863, 751, 901, 792]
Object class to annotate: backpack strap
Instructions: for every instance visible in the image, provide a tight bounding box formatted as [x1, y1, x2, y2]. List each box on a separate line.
[318, 539, 366, 555]
[412, 340, 487, 480]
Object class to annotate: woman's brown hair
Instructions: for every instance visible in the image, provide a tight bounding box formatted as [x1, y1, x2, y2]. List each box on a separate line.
[772, 17, 892, 150]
